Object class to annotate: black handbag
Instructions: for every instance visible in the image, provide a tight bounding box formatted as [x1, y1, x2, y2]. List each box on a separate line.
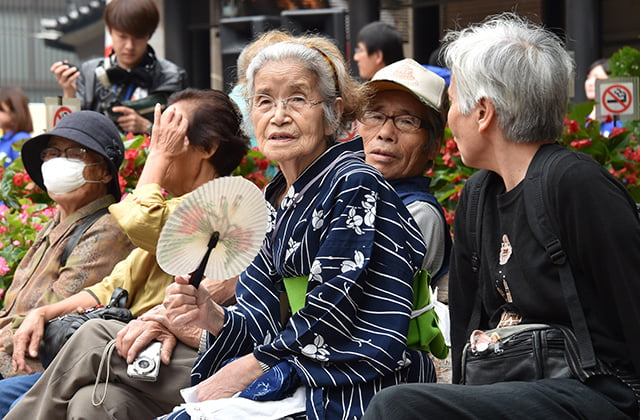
[461, 323, 578, 385]
[39, 288, 133, 368]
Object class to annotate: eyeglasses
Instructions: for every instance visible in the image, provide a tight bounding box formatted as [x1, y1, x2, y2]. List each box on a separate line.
[40, 146, 90, 162]
[359, 111, 423, 133]
[250, 94, 323, 114]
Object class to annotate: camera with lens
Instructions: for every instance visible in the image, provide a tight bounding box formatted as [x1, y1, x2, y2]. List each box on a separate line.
[104, 99, 123, 122]
[127, 341, 161, 381]
[63, 61, 78, 71]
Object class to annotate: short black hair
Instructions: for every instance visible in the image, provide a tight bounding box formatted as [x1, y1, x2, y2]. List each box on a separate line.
[357, 21, 404, 66]
[588, 58, 610, 76]
[104, 0, 159, 39]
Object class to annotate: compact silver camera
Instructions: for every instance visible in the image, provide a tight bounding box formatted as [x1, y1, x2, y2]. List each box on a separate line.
[127, 341, 161, 381]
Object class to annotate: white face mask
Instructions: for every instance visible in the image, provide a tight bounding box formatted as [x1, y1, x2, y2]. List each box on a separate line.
[41, 157, 102, 195]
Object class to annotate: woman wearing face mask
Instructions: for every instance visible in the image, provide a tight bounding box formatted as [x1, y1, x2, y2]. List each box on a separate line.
[0, 110, 134, 382]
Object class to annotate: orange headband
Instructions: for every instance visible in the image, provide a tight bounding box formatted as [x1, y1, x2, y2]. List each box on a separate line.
[307, 44, 340, 95]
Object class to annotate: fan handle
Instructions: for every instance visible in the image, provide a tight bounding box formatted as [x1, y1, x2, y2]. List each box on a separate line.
[190, 232, 220, 288]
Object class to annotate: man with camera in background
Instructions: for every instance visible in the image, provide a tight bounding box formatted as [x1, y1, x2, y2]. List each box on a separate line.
[50, 0, 188, 134]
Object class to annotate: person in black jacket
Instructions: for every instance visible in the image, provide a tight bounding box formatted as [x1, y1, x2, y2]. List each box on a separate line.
[363, 13, 640, 420]
[50, 0, 188, 134]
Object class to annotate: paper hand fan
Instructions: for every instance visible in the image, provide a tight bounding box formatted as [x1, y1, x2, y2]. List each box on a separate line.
[157, 176, 269, 288]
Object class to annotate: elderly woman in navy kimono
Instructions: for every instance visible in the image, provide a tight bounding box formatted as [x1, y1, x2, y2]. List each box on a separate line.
[158, 35, 436, 419]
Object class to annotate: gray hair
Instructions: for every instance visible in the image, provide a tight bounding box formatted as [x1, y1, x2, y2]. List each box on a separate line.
[243, 39, 364, 142]
[443, 13, 574, 143]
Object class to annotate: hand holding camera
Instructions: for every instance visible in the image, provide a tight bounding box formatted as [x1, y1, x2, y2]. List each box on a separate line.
[50, 61, 80, 98]
[127, 341, 162, 381]
[62, 61, 78, 71]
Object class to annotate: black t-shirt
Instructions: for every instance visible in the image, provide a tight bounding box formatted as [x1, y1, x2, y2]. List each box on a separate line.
[450, 144, 640, 384]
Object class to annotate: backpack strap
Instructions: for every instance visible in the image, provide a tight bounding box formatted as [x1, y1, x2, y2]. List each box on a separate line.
[464, 169, 495, 332]
[60, 208, 109, 267]
[467, 170, 493, 275]
[522, 143, 596, 369]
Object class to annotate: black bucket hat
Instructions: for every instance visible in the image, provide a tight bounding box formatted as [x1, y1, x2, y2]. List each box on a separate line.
[22, 110, 125, 200]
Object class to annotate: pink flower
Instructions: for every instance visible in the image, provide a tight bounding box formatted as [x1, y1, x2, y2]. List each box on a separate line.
[18, 211, 29, 224]
[42, 208, 56, 218]
[0, 257, 10, 276]
[12, 240, 20, 246]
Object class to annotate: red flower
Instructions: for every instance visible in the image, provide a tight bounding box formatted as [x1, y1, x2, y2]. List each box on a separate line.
[610, 126, 627, 138]
[125, 148, 140, 161]
[255, 158, 270, 171]
[444, 138, 458, 153]
[12, 173, 24, 187]
[442, 153, 456, 168]
[566, 119, 580, 134]
[443, 208, 455, 226]
[570, 139, 591, 149]
[118, 175, 127, 192]
[622, 147, 640, 162]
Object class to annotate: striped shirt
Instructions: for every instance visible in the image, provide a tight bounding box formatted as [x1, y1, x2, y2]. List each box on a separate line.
[190, 139, 436, 419]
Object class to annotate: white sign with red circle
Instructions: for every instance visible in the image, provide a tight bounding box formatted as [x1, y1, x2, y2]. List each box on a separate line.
[44, 97, 81, 130]
[53, 106, 74, 126]
[595, 77, 639, 120]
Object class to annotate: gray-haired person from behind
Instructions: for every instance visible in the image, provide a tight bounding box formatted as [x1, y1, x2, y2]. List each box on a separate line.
[363, 13, 640, 420]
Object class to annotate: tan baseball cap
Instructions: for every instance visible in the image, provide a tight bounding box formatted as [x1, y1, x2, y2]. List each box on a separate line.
[368, 58, 446, 112]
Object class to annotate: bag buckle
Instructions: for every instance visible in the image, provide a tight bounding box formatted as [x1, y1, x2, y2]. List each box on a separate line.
[545, 239, 566, 265]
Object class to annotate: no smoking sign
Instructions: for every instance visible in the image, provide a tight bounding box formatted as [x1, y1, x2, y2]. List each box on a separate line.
[53, 106, 74, 126]
[596, 77, 639, 120]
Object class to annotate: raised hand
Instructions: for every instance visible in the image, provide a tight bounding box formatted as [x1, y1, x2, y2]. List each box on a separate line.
[50, 61, 79, 98]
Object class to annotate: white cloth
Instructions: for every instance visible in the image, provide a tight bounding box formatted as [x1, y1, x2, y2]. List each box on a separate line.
[177, 386, 306, 420]
[432, 287, 451, 347]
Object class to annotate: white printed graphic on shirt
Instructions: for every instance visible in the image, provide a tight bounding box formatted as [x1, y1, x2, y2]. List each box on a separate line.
[499, 234, 512, 265]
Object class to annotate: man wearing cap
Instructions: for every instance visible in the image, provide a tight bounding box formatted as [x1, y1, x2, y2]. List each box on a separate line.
[359, 58, 451, 282]
[358, 58, 453, 379]
[0, 110, 134, 384]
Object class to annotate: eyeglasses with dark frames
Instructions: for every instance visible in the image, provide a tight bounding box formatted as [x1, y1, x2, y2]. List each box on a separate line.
[359, 110, 424, 133]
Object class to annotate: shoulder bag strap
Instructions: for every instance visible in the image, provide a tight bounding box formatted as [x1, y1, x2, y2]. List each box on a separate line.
[523, 144, 597, 369]
[60, 208, 109, 267]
